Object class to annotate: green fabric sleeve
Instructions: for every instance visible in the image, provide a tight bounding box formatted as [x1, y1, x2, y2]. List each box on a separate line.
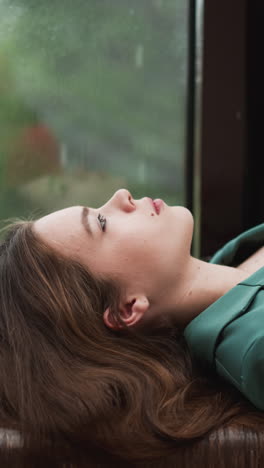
[241, 335, 264, 410]
[184, 220, 264, 410]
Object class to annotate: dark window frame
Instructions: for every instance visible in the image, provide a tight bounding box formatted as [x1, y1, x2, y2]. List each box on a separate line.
[186, 0, 263, 259]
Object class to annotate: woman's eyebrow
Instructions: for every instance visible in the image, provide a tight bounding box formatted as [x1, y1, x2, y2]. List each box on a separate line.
[81, 206, 94, 237]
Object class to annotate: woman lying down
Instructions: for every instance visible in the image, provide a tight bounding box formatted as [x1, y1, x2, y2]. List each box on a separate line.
[0, 188, 264, 463]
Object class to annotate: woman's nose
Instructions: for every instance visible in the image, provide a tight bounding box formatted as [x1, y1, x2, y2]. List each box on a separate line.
[109, 189, 135, 212]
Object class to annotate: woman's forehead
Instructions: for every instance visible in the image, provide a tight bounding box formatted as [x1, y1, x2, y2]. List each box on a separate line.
[35, 206, 83, 232]
[34, 207, 85, 251]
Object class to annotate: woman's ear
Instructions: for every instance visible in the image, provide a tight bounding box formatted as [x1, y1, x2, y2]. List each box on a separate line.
[103, 295, 150, 330]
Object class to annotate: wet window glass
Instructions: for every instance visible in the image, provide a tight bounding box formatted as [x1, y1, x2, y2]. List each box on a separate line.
[0, 0, 188, 220]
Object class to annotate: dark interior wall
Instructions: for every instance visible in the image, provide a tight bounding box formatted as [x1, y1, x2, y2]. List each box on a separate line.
[199, 0, 247, 257]
[191, 0, 264, 257]
[244, 1, 264, 230]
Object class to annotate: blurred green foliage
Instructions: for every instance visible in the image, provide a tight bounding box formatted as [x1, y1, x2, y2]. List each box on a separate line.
[0, 0, 188, 221]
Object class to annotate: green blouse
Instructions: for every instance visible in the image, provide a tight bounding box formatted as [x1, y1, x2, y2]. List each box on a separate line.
[184, 223, 264, 409]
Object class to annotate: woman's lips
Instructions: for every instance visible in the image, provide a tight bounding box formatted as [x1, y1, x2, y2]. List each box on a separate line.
[153, 199, 163, 215]
[147, 197, 164, 214]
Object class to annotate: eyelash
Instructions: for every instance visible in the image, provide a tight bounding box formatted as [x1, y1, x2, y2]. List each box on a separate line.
[97, 213, 107, 232]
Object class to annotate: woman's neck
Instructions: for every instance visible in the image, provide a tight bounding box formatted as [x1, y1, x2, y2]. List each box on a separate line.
[169, 257, 253, 329]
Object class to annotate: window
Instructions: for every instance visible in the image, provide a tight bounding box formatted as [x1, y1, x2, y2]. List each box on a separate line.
[0, 0, 189, 222]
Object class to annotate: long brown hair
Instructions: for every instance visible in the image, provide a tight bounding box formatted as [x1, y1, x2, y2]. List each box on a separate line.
[0, 221, 264, 465]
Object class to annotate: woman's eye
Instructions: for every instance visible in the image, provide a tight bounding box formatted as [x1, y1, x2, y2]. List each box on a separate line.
[97, 213, 106, 232]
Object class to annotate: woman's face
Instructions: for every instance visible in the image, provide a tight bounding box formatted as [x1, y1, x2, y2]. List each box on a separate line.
[34, 189, 194, 314]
